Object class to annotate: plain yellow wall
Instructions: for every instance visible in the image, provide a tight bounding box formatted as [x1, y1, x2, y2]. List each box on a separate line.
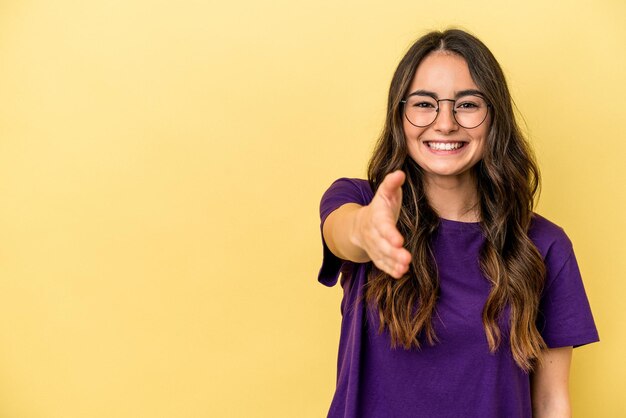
[0, 0, 623, 417]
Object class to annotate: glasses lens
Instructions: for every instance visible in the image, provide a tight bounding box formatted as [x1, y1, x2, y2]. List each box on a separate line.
[453, 95, 489, 128]
[404, 95, 438, 127]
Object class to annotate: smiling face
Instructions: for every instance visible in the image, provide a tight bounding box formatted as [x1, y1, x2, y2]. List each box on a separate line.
[403, 51, 491, 184]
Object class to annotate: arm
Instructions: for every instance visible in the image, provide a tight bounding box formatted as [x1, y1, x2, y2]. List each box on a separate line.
[530, 346, 573, 418]
[322, 170, 411, 279]
[323, 203, 370, 263]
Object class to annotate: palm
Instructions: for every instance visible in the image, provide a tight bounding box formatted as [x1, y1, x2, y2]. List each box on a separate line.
[358, 170, 411, 278]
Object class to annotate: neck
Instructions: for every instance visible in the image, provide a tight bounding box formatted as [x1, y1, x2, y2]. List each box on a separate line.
[424, 172, 480, 223]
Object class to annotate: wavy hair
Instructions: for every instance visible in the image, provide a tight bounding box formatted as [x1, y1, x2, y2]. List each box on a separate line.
[365, 29, 547, 372]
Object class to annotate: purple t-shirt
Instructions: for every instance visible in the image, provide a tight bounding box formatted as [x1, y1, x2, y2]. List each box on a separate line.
[318, 178, 599, 418]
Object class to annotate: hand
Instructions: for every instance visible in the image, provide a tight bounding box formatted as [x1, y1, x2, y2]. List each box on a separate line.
[352, 170, 412, 279]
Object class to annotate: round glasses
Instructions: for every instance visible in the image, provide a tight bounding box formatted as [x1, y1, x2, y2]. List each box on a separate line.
[401, 94, 491, 129]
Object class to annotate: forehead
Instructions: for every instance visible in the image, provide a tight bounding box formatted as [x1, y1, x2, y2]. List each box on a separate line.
[408, 51, 478, 94]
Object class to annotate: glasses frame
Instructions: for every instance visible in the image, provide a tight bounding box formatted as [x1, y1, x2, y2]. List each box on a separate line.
[400, 95, 492, 129]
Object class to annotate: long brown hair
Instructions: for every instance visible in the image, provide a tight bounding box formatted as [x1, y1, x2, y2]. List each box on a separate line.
[365, 29, 546, 372]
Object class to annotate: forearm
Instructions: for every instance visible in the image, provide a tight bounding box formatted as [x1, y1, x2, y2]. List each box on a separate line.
[322, 203, 371, 263]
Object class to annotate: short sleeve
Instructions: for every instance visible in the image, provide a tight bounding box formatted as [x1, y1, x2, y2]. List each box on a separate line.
[318, 178, 373, 287]
[536, 244, 600, 349]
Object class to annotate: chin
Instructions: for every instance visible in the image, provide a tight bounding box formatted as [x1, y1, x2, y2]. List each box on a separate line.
[422, 165, 474, 179]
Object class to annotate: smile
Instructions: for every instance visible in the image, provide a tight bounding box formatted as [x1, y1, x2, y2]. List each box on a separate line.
[426, 142, 467, 151]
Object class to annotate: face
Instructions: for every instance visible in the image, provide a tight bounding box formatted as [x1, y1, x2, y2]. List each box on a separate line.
[403, 51, 491, 183]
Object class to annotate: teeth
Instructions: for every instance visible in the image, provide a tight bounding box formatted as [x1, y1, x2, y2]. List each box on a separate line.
[427, 142, 464, 151]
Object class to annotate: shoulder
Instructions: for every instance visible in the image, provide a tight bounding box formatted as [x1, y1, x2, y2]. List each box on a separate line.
[530, 214, 600, 347]
[528, 213, 573, 259]
[320, 177, 374, 207]
[319, 178, 374, 224]
[528, 213, 576, 281]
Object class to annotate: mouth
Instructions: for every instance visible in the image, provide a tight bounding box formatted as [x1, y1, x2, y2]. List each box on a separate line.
[424, 141, 468, 151]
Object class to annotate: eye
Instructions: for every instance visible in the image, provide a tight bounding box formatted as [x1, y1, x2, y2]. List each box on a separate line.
[410, 100, 436, 108]
[455, 95, 486, 110]
[456, 101, 479, 109]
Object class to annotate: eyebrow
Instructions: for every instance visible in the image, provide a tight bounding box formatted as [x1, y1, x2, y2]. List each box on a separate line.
[406, 89, 485, 99]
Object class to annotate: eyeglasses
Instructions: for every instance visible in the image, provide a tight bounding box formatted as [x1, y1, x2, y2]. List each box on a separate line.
[400, 94, 491, 129]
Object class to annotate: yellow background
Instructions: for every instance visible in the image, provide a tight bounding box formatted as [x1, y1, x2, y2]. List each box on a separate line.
[0, 0, 623, 417]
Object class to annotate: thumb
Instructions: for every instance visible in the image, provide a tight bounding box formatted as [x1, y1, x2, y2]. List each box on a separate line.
[378, 170, 405, 199]
[377, 170, 405, 217]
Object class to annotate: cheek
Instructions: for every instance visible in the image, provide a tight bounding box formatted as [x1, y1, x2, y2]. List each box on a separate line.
[402, 119, 425, 141]
[403, 124, 426, 157]
[402, 119, 411, 138]
[473, 131, 488, 159]
[476, 141, 486, 159]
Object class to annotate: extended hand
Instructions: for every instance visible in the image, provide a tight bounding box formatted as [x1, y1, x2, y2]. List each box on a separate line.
[352, 170, 412, 279]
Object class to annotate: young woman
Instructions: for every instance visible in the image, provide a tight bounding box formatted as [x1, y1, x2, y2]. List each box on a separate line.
[318, 29, 599, 418]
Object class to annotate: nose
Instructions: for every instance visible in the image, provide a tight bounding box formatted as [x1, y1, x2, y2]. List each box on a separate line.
[432, 100, 458, 133]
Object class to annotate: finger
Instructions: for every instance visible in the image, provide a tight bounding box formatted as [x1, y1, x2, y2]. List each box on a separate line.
[389, 262, 410, 279]
[378, 170, 405, 200]
[376, 236, 411, 277]
[377, 172, 405, 221]
[382, 170, 406, 189]
[393, 247, 412, 268]
[374, 254, 410, 279]
[387, 249, 411, 279]
[375, 221, 405, 248]
[385, 248, 411, 276]
[369, 230, 411, 271]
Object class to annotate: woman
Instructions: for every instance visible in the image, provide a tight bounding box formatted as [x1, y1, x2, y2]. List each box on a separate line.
[318, 29, 599, 418]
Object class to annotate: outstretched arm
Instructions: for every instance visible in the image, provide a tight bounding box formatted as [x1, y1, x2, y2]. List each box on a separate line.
[322, 170, 411, 279]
